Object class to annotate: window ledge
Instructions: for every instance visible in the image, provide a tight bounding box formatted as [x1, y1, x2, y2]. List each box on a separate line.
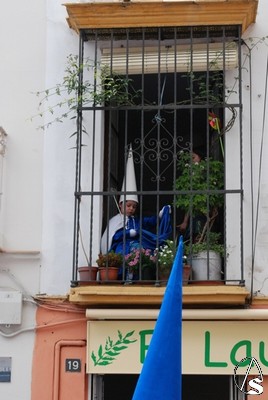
[65, 1, 258, 33]
[68, 284, 249, 306]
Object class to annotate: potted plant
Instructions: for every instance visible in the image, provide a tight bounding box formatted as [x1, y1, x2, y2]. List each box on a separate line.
[175, 150, 224, 281]
[78, 234, 99, 283]
[124, 248, 156, 281]
[157, 239, 191, 285]
[184, 232, 224, 281]
[96, 251, 123, 281]
[175, 150, 224, 225]
[78, 265, 98, 282]
[157, 239, 176, 280]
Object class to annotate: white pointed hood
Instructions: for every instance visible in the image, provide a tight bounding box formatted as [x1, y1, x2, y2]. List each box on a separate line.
[119, 144, 138, 204]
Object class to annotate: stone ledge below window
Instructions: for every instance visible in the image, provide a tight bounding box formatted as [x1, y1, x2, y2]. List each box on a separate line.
[68, 285, 249, 306]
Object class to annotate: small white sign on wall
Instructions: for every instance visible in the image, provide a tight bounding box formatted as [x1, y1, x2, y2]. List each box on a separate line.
[0, 357, 11, 383]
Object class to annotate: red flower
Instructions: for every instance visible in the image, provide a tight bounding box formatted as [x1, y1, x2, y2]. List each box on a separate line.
[208, 112, 221, 131]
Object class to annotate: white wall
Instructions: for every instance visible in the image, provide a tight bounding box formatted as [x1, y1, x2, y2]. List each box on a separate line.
[0, 1, 59, 398]
[1, 2, 268, 398]
[239, 1, 268, 295]
[40, 9, 108, 294]
[0, 0, 268, 398]
[0, 1, 45, 251]
[40, 2, 85, 295]
[0, 0, 104, 298]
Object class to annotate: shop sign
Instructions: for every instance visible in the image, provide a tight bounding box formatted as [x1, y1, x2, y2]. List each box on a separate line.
[87, 320, 268, 375]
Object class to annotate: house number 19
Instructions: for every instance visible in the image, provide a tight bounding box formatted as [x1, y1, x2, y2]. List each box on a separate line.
[65, 358, 81, 372]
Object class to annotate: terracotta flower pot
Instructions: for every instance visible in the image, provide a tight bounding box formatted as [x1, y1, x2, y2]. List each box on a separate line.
[159, 264, 192, 285]
[99, 267, 119, 281]
[78, 266, 98, 281]
[159, 268, 171, 281]
[183, 264, 192, 285]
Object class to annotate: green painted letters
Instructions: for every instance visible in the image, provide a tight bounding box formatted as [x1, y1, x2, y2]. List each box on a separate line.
[205, 331, 228, 367]
[139, 330, 153, 363]
[259, 342, 268, 366]
[230, 340, 252, 366]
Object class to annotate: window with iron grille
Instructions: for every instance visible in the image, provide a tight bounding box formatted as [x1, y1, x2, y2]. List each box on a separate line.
[72, 25, 243, 286]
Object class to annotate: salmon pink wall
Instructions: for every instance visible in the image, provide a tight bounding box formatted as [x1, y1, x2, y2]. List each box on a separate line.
[31, 303, 88, 400]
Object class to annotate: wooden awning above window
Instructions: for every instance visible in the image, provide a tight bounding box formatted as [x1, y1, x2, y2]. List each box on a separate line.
[64, 0, 258, 34]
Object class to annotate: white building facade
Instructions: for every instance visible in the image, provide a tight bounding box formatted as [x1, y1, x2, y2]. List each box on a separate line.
[1, 1, 268, 399]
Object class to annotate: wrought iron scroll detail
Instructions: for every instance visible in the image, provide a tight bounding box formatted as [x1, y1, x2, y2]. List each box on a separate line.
[131, 113, 187, 182]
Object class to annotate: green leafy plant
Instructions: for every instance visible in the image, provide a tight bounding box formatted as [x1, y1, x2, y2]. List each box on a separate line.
[32, 54, 141, 130]
[184, 70, 224, 106]
[184, 232, 224, 258]
[175, 151, 224, 216]
[91, 330, 137, 366]
[96, 251, 123, 268]
[175, 150, 224, 251]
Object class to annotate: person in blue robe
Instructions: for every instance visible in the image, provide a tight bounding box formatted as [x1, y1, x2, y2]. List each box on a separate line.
[100, 143, 172, 279]
[100, 200, 172, 279]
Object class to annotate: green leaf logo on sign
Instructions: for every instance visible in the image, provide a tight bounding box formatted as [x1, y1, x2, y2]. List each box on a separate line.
[91, 330, 137, 366]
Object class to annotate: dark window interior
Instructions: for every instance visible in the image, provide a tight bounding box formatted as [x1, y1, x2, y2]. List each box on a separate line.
[114, 72, 224, 216]
[103, 374, 230, 400]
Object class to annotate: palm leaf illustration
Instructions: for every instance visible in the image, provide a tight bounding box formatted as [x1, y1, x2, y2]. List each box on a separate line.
[91, 330, 137, 366]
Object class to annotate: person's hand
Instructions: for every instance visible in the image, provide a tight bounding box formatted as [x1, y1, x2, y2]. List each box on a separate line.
[159, 205, 171, 218]
[129, 229, 137, 237]
[177, 221, 187, 232]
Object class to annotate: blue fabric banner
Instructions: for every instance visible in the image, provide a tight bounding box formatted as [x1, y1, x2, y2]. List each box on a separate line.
[132, 236, 183, 400]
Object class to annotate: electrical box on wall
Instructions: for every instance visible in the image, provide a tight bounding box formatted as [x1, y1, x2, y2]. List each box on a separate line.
[0, 291, 22, 325]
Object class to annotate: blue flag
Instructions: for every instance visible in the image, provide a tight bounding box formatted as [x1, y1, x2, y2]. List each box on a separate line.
[132, 236, 183, 400]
